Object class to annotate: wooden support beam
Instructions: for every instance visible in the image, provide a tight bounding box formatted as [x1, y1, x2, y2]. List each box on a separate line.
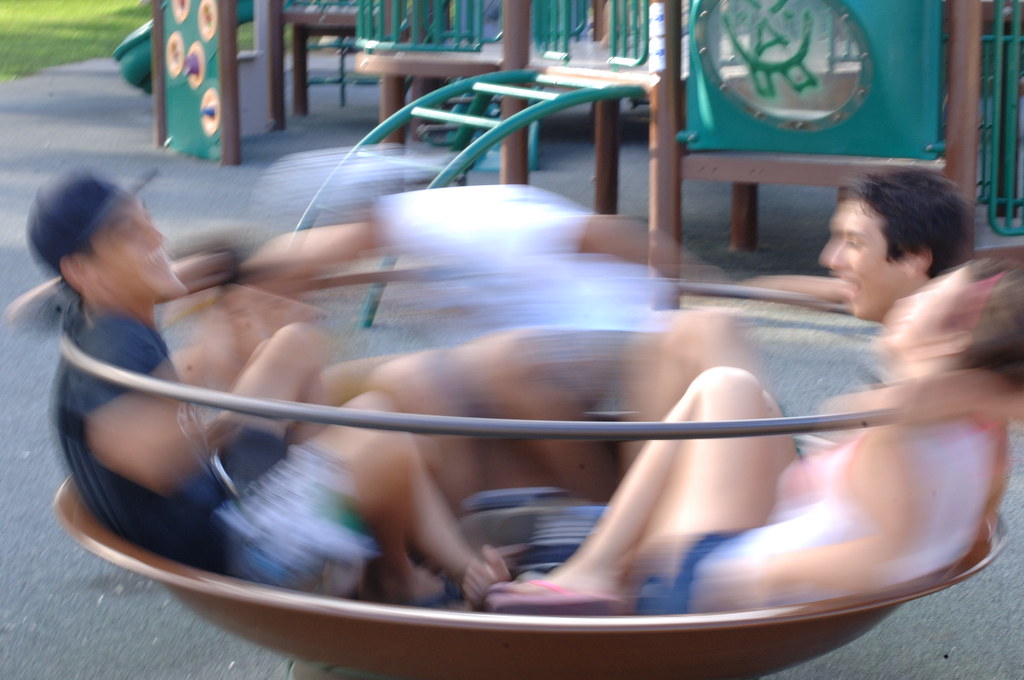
[649, 0, 682, 273]
[594, 98, 621, 214]
[945, 0, 983, 252]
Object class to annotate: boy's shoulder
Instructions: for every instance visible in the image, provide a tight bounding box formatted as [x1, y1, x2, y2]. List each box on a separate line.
[62, 301, 170, 377]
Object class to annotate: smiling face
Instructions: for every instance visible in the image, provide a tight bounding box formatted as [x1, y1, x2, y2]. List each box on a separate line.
[61, 197, 186, 320]
[819, 200, 933, 323]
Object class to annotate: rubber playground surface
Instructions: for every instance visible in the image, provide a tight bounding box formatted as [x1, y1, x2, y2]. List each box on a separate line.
[0, 56, 1021, 679]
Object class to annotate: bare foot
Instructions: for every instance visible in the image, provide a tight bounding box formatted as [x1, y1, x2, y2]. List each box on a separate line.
[359, 560, 448, 606]
[484, 579, 623, 616]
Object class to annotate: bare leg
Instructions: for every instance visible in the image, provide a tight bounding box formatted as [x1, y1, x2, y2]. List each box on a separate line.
[490, 367, 795, 599]
[620, 309, 765, 468]
[446, 331, 619, 502]
[320, 352, 410, 406]
[176, 285, 323, 391]
[200, 322, 330, 455]
[364, 332, 620, 507]
[357, 349, 488, 509]
[310, 392, 508, 606]
[225, 322, 329, 440]
[577, 214, 721, 282]
[241, 220, 383, 289]
[577, 215, 652, 268]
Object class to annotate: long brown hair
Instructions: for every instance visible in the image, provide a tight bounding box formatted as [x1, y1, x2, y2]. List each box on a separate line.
[956, 258, 1024, 385]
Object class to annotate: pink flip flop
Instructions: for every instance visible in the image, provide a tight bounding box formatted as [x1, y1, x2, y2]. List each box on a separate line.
[484, 580, 620, 616]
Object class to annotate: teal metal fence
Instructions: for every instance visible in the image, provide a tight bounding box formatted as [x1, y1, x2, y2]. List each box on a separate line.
[979, 0, 1024, 234]
[356, 0, 489, 52]
[285, 0, 358, 11]
[607, 0, 648, 68]
[354, 1, 650, 67]
[531, 0, 591, 62]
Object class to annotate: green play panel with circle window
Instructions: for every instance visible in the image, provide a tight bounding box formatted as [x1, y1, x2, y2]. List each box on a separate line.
[685, 0, 943, 159]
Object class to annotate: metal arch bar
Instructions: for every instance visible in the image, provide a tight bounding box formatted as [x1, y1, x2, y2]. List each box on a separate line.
[60, 336, 895, 440]
[676, 281, 850, 314]
[428, 83, 647, 188]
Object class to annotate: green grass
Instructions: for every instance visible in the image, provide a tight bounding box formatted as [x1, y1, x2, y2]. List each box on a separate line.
[0, 1, 151, 82]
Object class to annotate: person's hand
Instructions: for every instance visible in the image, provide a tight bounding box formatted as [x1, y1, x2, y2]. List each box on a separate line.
[171, 249, 241, 296]
[461, 545, 512, 609]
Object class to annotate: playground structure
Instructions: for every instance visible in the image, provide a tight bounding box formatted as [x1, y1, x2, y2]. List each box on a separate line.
[347, 0, 649, 203]
[268, 0, 360, 123]
[133, 1, 1024, 249]
[306, 0, 1009, 262]
[656, 0, 977, 255]
[980, 0, 1024, 237]
[114, 0, 256, 94]
[52, 312, 1007, 680]
[149, 0, 272, 163]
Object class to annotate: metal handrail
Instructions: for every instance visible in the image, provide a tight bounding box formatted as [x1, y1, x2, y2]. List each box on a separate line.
[284, 0, 359, 11]
[427, 81, 647, 187]
[532, 0, 590, 62]
[356, 0, 487, 52]
[607, 0, 649, 68]
[981, 1, 1024, 234]
[60, 335, 895, 441]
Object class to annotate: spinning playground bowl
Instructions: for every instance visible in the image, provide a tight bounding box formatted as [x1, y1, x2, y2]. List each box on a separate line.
[55, 481, 1004, 680]
[45, 288, 1005, 679]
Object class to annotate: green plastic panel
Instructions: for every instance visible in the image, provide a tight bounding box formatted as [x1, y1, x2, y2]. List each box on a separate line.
[164, 0, 222, 161]
[686, 0, 943, 159]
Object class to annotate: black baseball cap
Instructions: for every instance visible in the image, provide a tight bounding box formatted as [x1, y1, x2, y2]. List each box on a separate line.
[27, 171, 133, 275]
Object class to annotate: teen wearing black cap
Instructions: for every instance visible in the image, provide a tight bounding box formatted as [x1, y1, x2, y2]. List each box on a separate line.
[30, 171, 509, 605]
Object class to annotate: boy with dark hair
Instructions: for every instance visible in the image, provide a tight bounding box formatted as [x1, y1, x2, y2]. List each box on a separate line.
[748, 168, 973, 322]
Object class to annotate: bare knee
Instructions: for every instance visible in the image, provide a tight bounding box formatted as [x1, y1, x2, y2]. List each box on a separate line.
[258, 322, 328, 371]
[688, 366, 763, 398]
[365, 352, 446, 413]
[663, 366, 769, 423]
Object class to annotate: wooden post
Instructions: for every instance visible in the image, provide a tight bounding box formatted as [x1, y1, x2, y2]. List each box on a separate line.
[649, 0, 682, 272]
[594, 98, 621, 214]
[268, 0, 285, 130]
[730, 183, 758, 251]
[500, 0, 530, 185]
[151, 0, 167, 148]
[945, 0, 982, 251]
[380, 75, 407, 144]
[292, 23, 311, 116]
[218, 0, 241, 165]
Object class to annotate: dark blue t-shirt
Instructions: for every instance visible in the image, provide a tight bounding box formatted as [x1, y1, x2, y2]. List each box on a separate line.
[55, 297, 229, 572]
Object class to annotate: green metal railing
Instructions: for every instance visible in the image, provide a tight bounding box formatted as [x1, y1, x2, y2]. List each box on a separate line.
[353, 1, 649, 67]
[356, 0, 488, 52]
[532, 0, 590, 62]
[979, 1, 1024, 234]
[285, 0, 359, 11]
[607, 0, 648, 68]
